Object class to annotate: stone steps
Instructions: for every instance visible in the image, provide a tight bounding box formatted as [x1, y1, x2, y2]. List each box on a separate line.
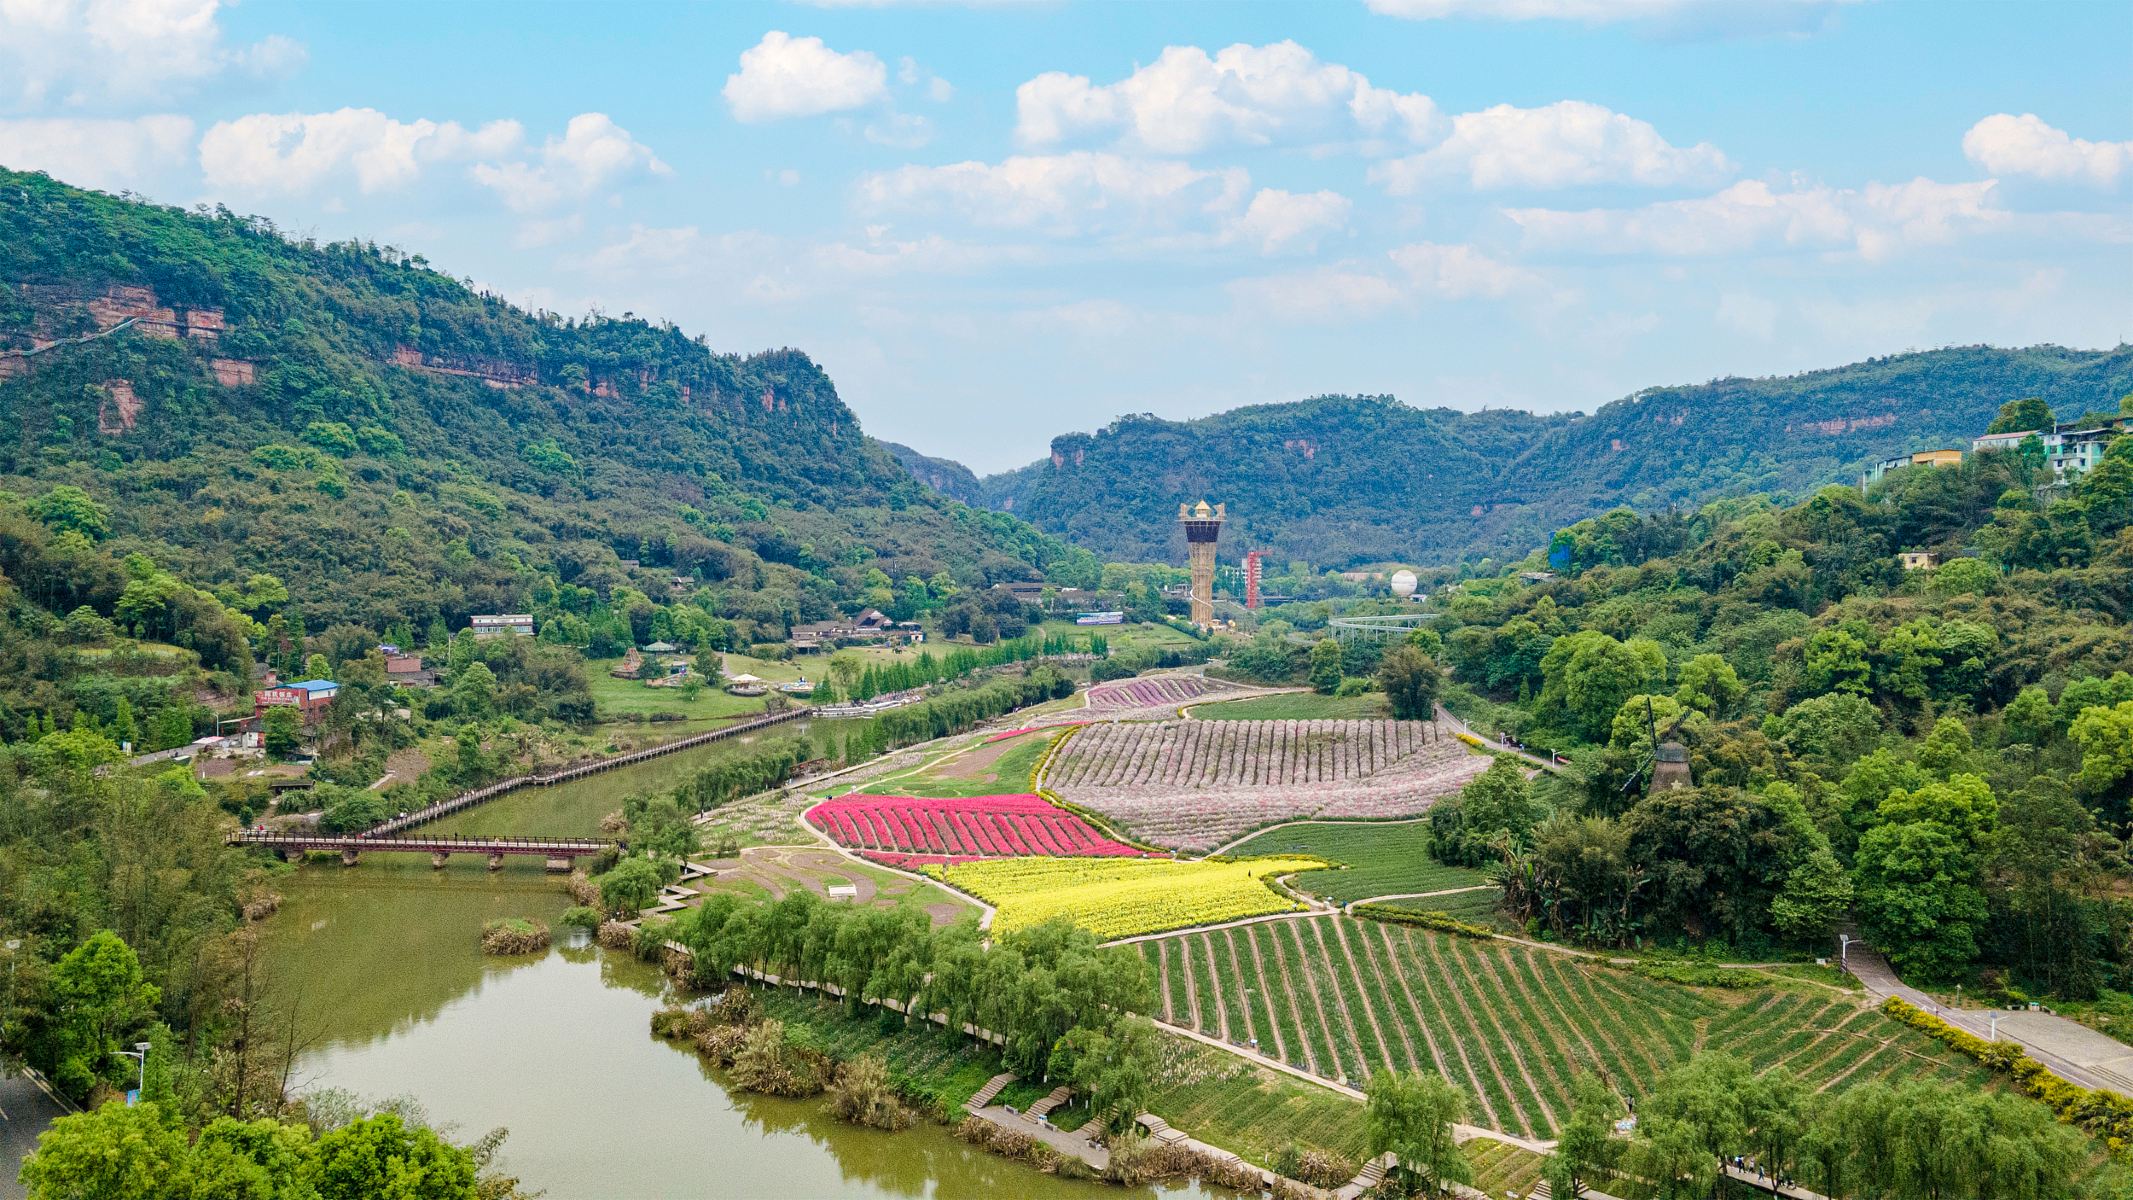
[1027, 1085, 1073, 1118]
[966, 1072, 1015, 1111]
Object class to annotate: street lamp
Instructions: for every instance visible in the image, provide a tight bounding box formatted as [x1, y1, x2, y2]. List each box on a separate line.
[2, 938, 19, 1033]
[115, 1040, 151, 1100]
[1838, 934, 1852, 966]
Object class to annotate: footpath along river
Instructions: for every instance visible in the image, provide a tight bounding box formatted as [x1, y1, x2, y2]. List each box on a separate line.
[267, 746, 1209, 1198]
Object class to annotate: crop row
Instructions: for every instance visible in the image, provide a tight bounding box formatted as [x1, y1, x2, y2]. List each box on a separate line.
[1047, 719, 1446, 789]
[805, 793, 1148, 862]
[1137, 917, 1986, 1140]
[1084, 673, 1240, 711]
[926, 855, 1321, 939]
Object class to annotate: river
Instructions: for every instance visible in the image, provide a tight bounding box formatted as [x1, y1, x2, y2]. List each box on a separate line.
[268, 838, 1207, 1197]
[425, 720, 814, 839]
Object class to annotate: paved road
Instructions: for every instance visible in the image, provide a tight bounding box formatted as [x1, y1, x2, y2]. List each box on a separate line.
[1, 1069, 71, 1200]
[1845, 946, 2131, 1095]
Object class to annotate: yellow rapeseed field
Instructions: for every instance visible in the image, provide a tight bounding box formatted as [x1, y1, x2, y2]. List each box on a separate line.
[930, 855, 1325, 939]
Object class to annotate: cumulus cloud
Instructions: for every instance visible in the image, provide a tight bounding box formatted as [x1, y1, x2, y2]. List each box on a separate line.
[199, 108, 665, 209]
[1388, 241, 1551, 298]
[1505, 177, 2006, 260]
[1015, 40, 1440, 154]
[0, 0, 303, 109]
[856, 153, 1345, 256]
[1226, 189, 1351, 254]
[0, 114, 193, 189]
[1371, 101, 1731, 192]
[1231, 240, 1554, 321]
[724, 31, 889, 122]
[1364, 0, 1858, 36]
[471, 113, 670, 211]
[199, 108, 523, 195]
[1963, 114, 2130, 188]
[857, 151, 1249, 237]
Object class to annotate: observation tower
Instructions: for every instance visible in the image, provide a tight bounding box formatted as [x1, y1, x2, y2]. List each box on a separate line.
[1178, 500, 1224, 628]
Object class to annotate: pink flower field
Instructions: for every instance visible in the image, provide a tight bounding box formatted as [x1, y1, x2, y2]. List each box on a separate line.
[806, 793, 1153, 864]
[1083, 673, 1240, 711]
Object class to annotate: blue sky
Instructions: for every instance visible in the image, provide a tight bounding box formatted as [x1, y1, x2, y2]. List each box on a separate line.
[2, 0, 2128, 472]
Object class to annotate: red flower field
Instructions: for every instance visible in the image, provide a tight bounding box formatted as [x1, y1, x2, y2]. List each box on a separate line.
[805, 793, 1152, 863]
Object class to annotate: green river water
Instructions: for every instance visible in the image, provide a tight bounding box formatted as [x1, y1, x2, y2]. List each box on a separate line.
[270, 738, 1207, 1199]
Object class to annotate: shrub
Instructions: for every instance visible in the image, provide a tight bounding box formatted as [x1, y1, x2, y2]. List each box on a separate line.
[479, 918, 550, 955]
[559, 906, 601, 930]
[825, 1054, 917, 1130]
[1352, 903, 1497, 939]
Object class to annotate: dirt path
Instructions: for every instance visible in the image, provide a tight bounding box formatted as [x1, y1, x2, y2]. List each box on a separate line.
[1341, 883, 1496, 913]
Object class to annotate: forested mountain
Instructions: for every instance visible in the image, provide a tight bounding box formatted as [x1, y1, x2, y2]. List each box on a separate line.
[957, 347, 2133, 565]
[880, 439, 985, 505]
[0, 168, 1088, 636]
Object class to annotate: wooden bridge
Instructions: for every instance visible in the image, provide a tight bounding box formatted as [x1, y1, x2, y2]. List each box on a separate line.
[368, 706, 810, 836]
[226, 829, 612, 872]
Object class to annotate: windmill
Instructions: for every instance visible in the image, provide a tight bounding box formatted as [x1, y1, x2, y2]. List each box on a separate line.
[1625, 696, 1695, 798]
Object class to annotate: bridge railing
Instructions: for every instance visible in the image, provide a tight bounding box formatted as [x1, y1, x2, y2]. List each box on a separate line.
[226, 830, 612, 851]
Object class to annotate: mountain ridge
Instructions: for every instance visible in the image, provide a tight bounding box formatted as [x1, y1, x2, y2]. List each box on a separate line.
[912, 345, 2133, 565]
[0, 167, 1088, 633]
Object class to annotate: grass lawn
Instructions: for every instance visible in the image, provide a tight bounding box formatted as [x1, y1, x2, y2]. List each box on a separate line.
[585, 665, 766, 725]
[1144, 1033, 1369, 1167]
[1037, 619, 1199, 655]
[1192, 691, 1390, 720]
[1226, 821, 1488, 904]
[855, 730, 1056, 798]
[751, 989, 1006, 1113]
[1464, 1138, 1546, 1196]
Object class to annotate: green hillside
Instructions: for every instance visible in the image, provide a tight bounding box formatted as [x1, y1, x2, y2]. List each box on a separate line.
[0, 168, 1091, 636]
[968, 348, 2133, 566]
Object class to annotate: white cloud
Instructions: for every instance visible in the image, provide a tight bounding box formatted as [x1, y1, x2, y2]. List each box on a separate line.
[1229, 266, 1409, 321]
[199, 108, 663, 209]
[863, 111, 934, 149]
[1371, 100, 1730, 192]
[1963, 114, 2130, 188]
[0, 0, 303, 109]
[0, 114, 193, 189]
[857, 151, 1248, 238]
[1015, 41, 1440, 154]
[1715, 291, 1778, 339]
[1226, 188, 1351, 254]
[1505, 177, 2006, 260]
[471, 113, 670, 211]
[1364, 0, 1858, 36]
[1389, 241, 1551, 299]
[199, 108, 523, 195]
[1231, 240, 1554, 321]
[724, 31, 888, 122]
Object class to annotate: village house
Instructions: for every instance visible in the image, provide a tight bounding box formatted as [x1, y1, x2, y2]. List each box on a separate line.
[471, 614, 535, 638]
[787, 608, 919, 652]
[255, 679, 339, 724]
[384, 653, 436, 687]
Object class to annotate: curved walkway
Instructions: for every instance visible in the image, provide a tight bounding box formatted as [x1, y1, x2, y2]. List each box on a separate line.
[1435, 704, 1571, 776]
[1341, 884, 1496, 914]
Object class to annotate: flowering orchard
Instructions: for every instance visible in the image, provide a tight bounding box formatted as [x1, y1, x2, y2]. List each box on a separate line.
[1084, 673, 1241, 711]
[1043, 719, 1488, 851]
[928, 855, 1324, 939]
[804, 793, 1150, 867]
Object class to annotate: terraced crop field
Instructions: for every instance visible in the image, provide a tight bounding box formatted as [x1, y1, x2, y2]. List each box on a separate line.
[1084, 672, 1242, 711]
[805, 792, 1150, 867]
[1044, 720, 1488, 851]
[927, 855, 1320, 939]
[1224, 821, 1489, 904]
[1138, 916, 1993, 1139]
